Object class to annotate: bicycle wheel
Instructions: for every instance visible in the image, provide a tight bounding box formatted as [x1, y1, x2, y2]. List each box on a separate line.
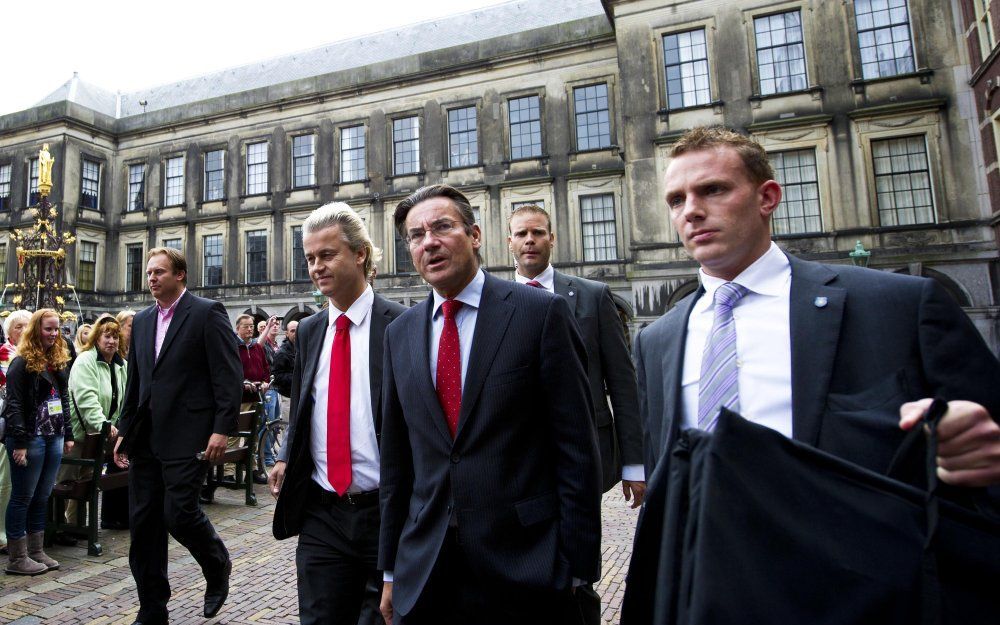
[257, 419, 288, 477]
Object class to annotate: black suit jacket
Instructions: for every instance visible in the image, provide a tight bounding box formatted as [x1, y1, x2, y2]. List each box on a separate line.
[636, 253, 1000, 477]
[118, 291, 243, 460]
[553, 270, 642, 492]
[273, 293, 405, 540]
[378, 272, 602, 616]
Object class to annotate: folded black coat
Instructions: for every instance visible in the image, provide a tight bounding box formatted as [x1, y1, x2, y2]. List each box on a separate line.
[622, 407, 1000, 625]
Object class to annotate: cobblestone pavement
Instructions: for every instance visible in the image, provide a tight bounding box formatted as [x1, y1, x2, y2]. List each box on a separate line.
[1, 486, 640, 625]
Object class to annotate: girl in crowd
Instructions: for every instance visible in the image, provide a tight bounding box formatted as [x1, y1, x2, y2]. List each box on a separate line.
[0, 310, 31, 556]
[116, 310, 135, 359]
[103, 309, 136, 527]
[73, 323, 92, 355]
[61, 316, 127, 532]
[2, 309, 73, 575]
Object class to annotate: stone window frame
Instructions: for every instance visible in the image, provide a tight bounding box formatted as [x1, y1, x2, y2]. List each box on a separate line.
[245, 229, 269, 284]
[290, 132, 317, 189]
[126, 161, 146, 213]
[27, 157, 39, 206]
[195, 220, 228, 287]
[564, 75, 618, 153]
[80, 157, 101, 211]
[850, 0, 917, 80]
[389, 114, 422, 177]
[741, 2, 818, 99]
[76, 238, 99, 291]
[163, 154, 185, 207]
[652, 17, 721, 114]
[973, 0, 997, 62]
[445, 103, 480, 169]
[338, 122, 368, 184]
[0, 162, 11, 211]
[203, 148, 226, 202]
[565, 176, 627, 264]
[122, 240, 145, 292]
[244, 140, 270, 196]
[202, 232, 225, 287]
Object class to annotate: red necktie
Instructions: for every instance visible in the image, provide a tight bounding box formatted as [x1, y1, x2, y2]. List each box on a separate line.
[327, 314, 352, 494]
[436, 300, 463, 438]
[526, 280, 543, 288]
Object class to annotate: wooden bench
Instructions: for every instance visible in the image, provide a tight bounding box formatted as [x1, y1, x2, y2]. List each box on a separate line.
[47, 421, 127, 556]
[204, 405, 261, 506]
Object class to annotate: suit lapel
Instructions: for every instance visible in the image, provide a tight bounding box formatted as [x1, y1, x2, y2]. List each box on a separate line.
[368, 295, 391, 433]
[152, 292, 192, 371]
[409, 296, 453, 444]
[787, 254, 845, 446]
[297, 312, 328, 420]
[455, 274, 515, 441]
[660, 290, 701, 457]
[552, 270, 579, 316]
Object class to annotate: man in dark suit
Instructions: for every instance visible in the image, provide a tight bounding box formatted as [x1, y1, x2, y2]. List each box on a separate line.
[268, 203, 405, 625]
[378, 184, 602, 625]
[114, 247, 242, 625]
[508, 204, 644, 624]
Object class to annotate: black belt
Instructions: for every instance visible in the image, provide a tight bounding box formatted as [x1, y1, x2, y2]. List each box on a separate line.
[309, 481, 379, 508]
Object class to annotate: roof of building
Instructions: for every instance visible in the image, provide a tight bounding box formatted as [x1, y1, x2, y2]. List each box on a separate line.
[32, 0, 606, 120]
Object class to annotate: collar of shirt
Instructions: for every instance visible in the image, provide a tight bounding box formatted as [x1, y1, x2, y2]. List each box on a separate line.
[514, 264, 555, 291]
[327, 284, 375, 328]
[432, 269, 485, 319]
[157, 288, 186, 318]
[696, 242, 790, 313]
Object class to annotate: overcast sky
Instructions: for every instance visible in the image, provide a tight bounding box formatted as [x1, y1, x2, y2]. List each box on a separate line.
[1, 0, 509, 116]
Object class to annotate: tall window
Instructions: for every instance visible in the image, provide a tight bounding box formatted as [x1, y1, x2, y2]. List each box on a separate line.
[246, 142, 268, 195]
[203, 234, 223, 286]
[974, 0, 996, 61]
[28, 158, 40, 206]
[580, 194, 618, 262]
[125, 244, 144, 291]
[448, 107, 479, 168]
[754, 11, 807, 95]
[164, 156, 185, 206]
[292, 135, 315, 188]
[854, 0, 915, 79]
[663, 29, 711, 110]
[508, 95, 542, 160]
[0, 243, 6, 286]
[162, 237, 182, 251]
[769, 149, 822, 234]
[80, 159, 100, 209]
[204, 150, 224, 201]
[128, 163, 145, 212]
[394, 230, 415, 274]
[872, 135, 935, 226]
[246, 230, 268, 283]
[0, 164, 10, 211]
[393, 117, 420, 175]
[574, 84, 611, 151]
[78, 241, 97, 290]
[290, 226, 309, 281]
[340, 126, 366, 183]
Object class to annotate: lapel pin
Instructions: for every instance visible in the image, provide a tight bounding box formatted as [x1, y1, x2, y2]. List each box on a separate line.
[568, 291, 575, 297]
[814, 296, 828, 308]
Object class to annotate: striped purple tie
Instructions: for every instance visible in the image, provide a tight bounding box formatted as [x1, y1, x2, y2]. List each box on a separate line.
[697, 282, 749, 431]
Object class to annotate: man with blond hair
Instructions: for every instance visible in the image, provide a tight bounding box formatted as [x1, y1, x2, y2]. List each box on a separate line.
[269, 202, 405, 625]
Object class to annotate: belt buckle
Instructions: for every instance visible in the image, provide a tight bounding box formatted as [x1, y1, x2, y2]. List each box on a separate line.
[345, 492, 358, 505]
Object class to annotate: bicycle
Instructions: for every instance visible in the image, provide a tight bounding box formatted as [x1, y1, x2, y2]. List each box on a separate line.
[252, 388, 287, 479]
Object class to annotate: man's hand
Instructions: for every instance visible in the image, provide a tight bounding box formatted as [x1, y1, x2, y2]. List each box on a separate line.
[64, 439, 74, 454]
[622, 480, 646, 509]
[12, 448, 27, 466]
[900, 399, 1000, 487]
[113, 437, 129, 469]
[260, 381, 270, 392]
[203, 433, 229, 464]
[268, 461, 286, 498]
[109, 424, 119, 440]
[380, 582, 393, 625]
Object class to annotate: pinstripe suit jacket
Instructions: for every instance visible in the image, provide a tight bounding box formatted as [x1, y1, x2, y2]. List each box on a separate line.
[378, 271, 602, 616]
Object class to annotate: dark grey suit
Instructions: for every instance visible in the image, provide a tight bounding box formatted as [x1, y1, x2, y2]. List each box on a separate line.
[553, 270, 642, 493]
[273, 293, 405, 625]
[379, 272, 602, 622]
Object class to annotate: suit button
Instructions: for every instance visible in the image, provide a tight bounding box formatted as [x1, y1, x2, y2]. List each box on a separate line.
[450, 452, 460, 464]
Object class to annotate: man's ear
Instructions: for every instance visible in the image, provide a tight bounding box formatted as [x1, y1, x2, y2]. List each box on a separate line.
[758, 180, 783, 218]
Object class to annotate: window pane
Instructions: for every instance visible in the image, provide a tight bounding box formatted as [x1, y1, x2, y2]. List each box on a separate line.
[508, 95, 542, 160]
[204, 150, 225, 201]
[871, 135, 935, 226]
[128, 164, 145, 212]
[203, 234, 223, 287]
[1, 164, 13, 211]
[448, 106, 479, 168]
[246, 230, 268, 284]
[78, 241, 97, 290]
[247, 142, 268, 195]
[125, 244, 144, 291]
[394, 229, 415, 274]
[854, 0, 915, 79]
[663, 29, 712, 109]
[292, 135, 316, 188]
[80, 159, 100, 209]
[165, 156, 184, 205]
[28, 158, 40, 206]
[574, 83, 611, 150]
[341, 126, 367, 182]
[580, 194, 618, 262]
[393, 117, 420, 175]
[769, 148, 823, 235]
[754, 11, 808, 95]
[291, 226, 309, 281]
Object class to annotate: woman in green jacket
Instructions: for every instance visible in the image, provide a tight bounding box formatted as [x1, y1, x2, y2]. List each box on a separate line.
[59, 316, 127, 534]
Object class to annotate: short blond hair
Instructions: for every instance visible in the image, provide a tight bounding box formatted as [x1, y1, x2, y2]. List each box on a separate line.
[147, 246, 188, 284]
[303, 202, 382, 282]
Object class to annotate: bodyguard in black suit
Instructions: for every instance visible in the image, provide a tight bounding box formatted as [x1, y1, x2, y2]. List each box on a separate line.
[379, 185, 602, 625]
[114, 248, 242, 625]
[269, 203, 405, 625]
[624, 127, 1000, 620]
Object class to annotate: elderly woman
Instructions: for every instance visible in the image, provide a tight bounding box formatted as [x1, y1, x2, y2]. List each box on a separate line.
[115, 310, 135, 359]
[58, 316, 127, 534]
[0, 310, 31, 556]
[2, 309, 73, 575]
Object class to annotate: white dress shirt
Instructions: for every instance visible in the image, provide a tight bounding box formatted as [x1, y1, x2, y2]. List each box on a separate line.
[515, 264, 644, 483]
[429, 269, 485, 391]
[681, 242, 794, 437]
[310, 285, 380, 493]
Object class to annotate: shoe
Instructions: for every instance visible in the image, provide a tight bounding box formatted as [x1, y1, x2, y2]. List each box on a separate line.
[27, 532, 59, 571]
[199, 488, 215, 505]
[130, 616, 168, 625]
[203, 558, 232, 618]
[5, 536, 47, 575]
[252, 470, 268, 485]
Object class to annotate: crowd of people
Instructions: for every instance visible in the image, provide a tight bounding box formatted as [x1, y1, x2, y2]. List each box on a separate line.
[1, 125, 998, 625]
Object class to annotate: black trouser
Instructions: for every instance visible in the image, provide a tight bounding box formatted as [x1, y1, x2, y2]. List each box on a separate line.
[296, 482, 383, 625]
[399, 529, 584, 625]
[101, 461, 130, 527]
[128, 447, 229, 622]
